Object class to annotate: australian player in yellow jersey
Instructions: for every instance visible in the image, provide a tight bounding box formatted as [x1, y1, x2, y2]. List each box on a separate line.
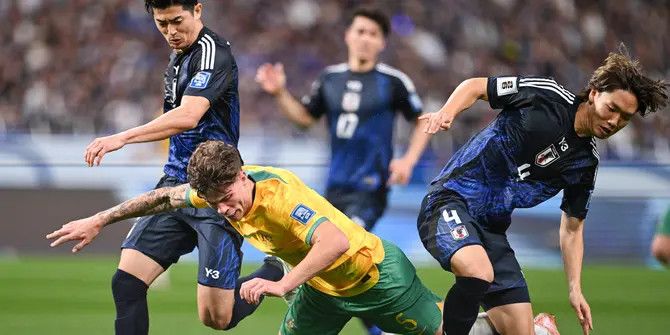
[47, 140, 560, 335]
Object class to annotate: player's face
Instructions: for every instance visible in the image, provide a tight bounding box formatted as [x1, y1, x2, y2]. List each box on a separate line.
[202, 172, 253, 221]
[345, 16, 386, 63]
[152, 4, 202, 51]
[588, 89, 638, 139]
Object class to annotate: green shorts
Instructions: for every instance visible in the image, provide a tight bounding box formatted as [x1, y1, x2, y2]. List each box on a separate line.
[657, 208, 670, 236]
[279, 240, 442, 335]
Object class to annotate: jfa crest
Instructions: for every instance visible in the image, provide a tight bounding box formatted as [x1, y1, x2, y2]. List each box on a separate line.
[535, 144, 560, 167]
[290, 204, 315, 225]
[450, 225, 469, 240]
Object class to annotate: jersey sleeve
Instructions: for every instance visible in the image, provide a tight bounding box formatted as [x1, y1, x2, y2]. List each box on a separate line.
[301, 73, 327, 120]
[487, 76, 576, 110]
[271, 181, 331, 246]
[185, 187, 209, 209]
[560, 167, 597, 219]
[392, 75, 423, 121]
[184, 44, 237, 104]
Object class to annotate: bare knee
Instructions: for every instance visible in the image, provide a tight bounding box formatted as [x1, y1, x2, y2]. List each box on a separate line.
[198, 304, 232, 330]
[651, 235, 670, 265]
[451, 245, 494, 282]
[197, 284, 235, 330]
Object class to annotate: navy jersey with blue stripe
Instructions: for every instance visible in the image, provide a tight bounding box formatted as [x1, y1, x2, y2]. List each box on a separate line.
[431, 76, 599, 226]
[163, 27, 240, 182]
[302, 63, 422, 192]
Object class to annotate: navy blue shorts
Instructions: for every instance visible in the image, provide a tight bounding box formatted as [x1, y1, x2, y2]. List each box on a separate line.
[417, 190, 530, 309]
[326, 188, 388, 231]
[122, 175, 243, 289]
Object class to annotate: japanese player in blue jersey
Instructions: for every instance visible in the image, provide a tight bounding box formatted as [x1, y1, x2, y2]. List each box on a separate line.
[256, 7, 431, 233]
[419, 46, 668, 335]
[69, 1, 285, 334]
[255, 7, 432, 335]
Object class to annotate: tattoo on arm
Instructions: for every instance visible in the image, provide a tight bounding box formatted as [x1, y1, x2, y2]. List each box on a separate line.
[97, 184, 189, 226]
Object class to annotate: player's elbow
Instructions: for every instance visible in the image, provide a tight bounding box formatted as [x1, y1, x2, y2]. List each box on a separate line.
[199, 306, 232, 330]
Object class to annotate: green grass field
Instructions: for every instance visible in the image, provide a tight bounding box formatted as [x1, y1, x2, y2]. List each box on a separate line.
[1, 257, 668, 334]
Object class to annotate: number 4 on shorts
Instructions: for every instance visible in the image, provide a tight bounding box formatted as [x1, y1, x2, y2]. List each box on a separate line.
[442, 209, 462, 224]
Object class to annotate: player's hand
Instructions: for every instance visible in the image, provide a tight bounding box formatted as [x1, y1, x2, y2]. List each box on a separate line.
[46, 216, 105, 253]
[240, 278, 288, 305]
[569, 290, 593, 335]
[84, 134, 127, 166]
[388, 157, 414, 186]
[418, 111, 455, 134]
[255, 63, 287, 96]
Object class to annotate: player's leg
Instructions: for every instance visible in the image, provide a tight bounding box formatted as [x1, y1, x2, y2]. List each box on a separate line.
[327, 188, 388, 335]
[417, 192, 493, 335]
[116, 210, 195, 335]
[479, 226, 534, 335]
[356, 240, 442, 335]
[191, 210, 284, 330]
[278, 285, 351, 335]
[469, 312, 559, 335]
[651, 234, 670, 265]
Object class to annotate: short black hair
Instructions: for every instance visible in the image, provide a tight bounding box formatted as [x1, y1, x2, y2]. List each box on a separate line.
[145, 0, 198, 15]
[347, 6, 390, 37]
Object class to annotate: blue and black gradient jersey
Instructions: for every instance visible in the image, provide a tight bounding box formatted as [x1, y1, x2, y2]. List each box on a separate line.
[162, 27, 240, 182]
[302, 63, 422, 192]
[431, 76, 599, 224]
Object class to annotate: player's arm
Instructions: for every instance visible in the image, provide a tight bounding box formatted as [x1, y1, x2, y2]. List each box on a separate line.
[420, 77, 488, 134]
[560, 211, 593, 335]
[240, 219, 349, 304]
[256, 63, 316, 128]
[46, 184, 191, 252]
[84, 96, 209, 166]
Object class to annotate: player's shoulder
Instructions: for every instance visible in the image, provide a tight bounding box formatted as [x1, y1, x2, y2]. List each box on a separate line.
[320, 63, 349, 79]
[190, 27, 234, 71]
[516, 76, 576, 105]
[243, 165, 294, 185]
[375, 63, 416, 92]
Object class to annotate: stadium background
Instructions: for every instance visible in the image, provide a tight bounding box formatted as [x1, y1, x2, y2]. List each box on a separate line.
[0, 0, 669, 334]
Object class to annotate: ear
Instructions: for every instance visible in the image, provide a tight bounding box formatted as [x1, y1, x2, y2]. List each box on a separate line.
[193, 3, 202, 20]
[588, 89, 596, 104]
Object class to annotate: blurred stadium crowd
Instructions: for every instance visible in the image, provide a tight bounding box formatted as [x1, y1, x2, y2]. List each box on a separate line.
[1, 0, 669, 161]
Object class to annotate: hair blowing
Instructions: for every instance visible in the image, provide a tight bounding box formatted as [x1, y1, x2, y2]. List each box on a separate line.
[577, 44, 668, 117]
[187, 141, 242, 196]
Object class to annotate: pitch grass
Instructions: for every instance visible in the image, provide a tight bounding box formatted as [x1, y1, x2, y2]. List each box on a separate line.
[1, 257, 668, 334]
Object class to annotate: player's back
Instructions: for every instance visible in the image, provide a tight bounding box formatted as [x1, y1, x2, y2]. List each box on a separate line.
[162, 27, 240, 182]
[303, 63, 422, 192]
[223, 165, 385, 297]
[431, 76, 599, 220]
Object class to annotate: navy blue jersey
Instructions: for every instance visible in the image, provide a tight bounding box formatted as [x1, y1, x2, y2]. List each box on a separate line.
[431, 76, 599, 225]
[302, 63, 422, 192]
[163, 27, 240, 182]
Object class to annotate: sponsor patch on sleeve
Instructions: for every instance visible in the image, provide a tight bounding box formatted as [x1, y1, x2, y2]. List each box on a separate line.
[496, 76, 518, 96]
[290, 204, 315, 225]
[189, 71, 212, 89]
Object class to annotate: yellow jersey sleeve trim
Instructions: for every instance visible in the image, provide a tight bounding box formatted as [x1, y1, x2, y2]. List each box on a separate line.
[305, 216, 329, 246]
[185, 187, 209, 208]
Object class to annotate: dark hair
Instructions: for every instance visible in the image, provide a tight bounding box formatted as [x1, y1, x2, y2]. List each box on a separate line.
[145, 0, 198, 15]
[577, 44, 668, 117]
[347, 6, 390, 37]
[187, 141, 242, 196]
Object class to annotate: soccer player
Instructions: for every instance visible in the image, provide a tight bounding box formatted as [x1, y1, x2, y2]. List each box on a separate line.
[651, 206, 670, 266]
[418, 46, 668, 335]
[256, 6, 431, 233]
[48, 141, 561, 335]
[76, 1, 283, 333]
[50, 141, 445, 335]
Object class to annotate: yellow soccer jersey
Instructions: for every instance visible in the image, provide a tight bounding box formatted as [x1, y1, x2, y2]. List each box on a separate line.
[186, 165, 385, 297]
